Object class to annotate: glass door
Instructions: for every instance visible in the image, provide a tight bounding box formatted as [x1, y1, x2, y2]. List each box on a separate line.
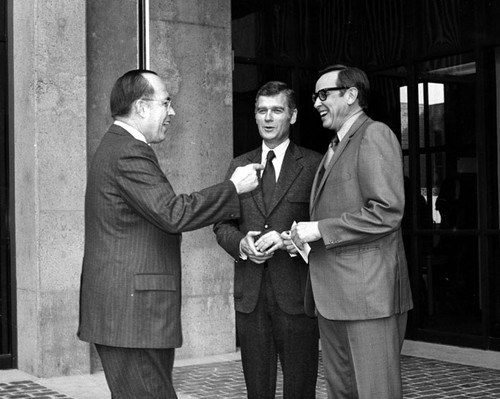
[411, 54, 482, 342]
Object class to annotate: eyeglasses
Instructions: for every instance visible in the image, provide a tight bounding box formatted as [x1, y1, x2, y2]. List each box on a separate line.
[142, 98, 172, 112]
[312, 87, 349, 103]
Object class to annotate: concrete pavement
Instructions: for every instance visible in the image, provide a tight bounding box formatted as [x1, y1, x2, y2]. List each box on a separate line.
[2, 342, 500, 398]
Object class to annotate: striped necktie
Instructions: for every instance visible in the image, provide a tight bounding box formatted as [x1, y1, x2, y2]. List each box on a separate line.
[324, 134, 339, 169]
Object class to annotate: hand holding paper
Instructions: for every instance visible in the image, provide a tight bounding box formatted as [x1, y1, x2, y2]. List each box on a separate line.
[290, 221, 311, 263]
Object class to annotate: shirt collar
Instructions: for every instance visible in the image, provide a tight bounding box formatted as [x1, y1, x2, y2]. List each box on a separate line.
[337, 110, 363, 142]
[114, 120, 148, 144]
[261, 138, 290, 161]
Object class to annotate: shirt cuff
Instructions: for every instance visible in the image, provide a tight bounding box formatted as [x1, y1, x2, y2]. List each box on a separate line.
[238, 241, 248, 260]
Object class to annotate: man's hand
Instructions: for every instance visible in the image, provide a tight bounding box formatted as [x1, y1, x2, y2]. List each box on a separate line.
[254, 230, 284, 255]
[230, 163, 264, 194]
[240, 231, 273, 264]
[280, 230, 298, 254]
[291, 221, 321, 249]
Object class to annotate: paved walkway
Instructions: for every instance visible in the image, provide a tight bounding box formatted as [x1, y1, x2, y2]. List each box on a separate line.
[2, 349, 500, 398]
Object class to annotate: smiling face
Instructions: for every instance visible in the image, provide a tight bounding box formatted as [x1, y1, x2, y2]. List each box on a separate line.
[255, 93, 297, 149]
[313, 70, 352, 132]
[140, 73, 176, 144]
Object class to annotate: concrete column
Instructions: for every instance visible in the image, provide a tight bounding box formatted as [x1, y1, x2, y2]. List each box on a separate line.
[11, 0, 87, 376]
[149, 0, 236, 359]
[86, 0, 139, 158]
[86, 0, 139, 372]
[13, 0, 234, 377]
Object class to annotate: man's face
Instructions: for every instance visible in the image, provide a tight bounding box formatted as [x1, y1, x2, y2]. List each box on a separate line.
[255, 93, 297, 149]
[313, 71, 350, 132]
[141, 74, 176, 144]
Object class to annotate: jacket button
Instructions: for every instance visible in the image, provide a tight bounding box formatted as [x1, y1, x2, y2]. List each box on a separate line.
[264, 224, 269, 229]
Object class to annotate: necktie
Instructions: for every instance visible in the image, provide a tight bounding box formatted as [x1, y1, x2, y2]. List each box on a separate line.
[261, 150, 276, 211]
[316, 135, 339, 188]
[324, 134, 339, 169]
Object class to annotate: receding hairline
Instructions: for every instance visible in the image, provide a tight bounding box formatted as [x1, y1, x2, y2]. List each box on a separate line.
[316, 69, 340, 86]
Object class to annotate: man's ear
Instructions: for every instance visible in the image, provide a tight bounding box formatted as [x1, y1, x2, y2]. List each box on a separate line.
[346, 87, 359, 105]
[135, 99, 148, 118]
[290, 108, 298, 125]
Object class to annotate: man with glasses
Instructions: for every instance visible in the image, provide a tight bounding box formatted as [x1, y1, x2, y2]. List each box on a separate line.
[78, 69, 263, 398]
[214, 81, 322, 398]
[288, 65, 413, 398]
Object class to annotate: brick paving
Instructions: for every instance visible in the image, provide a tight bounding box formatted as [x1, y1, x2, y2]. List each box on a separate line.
[0, 380, 71, 398]
[2, 354, 500, 398]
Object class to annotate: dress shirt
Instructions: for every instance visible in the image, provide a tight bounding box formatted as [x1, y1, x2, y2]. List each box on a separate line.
[261, 139, 290, 181]
[336, 110, 363, 143]
[114, 120, 148, 144]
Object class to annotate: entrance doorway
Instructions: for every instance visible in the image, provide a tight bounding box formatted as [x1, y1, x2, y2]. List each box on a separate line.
[371, 52, 500, 349]
[413, 55, 481, 339]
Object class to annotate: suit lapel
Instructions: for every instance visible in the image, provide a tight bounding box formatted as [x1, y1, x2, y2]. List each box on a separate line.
[310, 153, 329, 214]
[266, 143, 303, 215]
[311, 113, 370, 214]
[247, 149, 267, 216]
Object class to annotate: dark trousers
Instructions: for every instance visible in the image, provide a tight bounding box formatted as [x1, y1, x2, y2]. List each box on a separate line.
[236, 268, 319, 399]
[95, 344, 177, 399]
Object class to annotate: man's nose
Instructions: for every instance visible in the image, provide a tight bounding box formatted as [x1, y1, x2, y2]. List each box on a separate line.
[265, 110, 273, 120]
[168, 106, 176, 116]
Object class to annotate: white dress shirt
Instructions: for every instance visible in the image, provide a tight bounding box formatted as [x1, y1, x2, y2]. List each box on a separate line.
[261, 138, 290, 181]
[114, 120, 148, 144]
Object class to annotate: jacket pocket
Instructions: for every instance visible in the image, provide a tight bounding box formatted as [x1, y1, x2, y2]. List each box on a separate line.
[327, 172, 352, 188]
[134, 273, 176, 291]
[335, 243, 379, 255]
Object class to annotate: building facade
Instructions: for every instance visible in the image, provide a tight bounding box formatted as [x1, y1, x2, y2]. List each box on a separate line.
[2, 0, 236, 376]
[1, 0, 500, 378]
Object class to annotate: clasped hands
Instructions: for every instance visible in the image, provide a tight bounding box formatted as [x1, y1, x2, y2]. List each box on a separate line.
[240, 231, 284, 264]
[240, 221, 321, 264]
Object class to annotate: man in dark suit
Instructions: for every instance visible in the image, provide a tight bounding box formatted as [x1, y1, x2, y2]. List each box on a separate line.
[78, 69, 262, 399]
[290, 65, 413, 398]
[214, 81, 322, 399]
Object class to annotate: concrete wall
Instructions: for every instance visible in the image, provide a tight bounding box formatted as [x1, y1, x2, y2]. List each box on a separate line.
[11, 0, 234, 377]
[86, 0, 235, 364]
[86, 0, 138, 158]
[11, 0, 88, 376]
[148, 0, 236, 359]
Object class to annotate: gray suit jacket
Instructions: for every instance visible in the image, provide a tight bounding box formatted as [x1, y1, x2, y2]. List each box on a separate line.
[308, 113, 413, 320]
[78, 124, 240, 348]
[214, 142, 322, 314]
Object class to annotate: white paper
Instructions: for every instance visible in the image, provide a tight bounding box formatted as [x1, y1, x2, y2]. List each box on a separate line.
[291, 221, 310, 263]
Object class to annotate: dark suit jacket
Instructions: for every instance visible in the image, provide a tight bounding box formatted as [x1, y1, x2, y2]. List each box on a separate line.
[214, 142, 322, 314]
[78, 124, 240, 348]
[308, 113, 413, 320]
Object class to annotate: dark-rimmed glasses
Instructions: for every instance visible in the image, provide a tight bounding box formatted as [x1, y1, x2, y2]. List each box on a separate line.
[312, 87, 349, 103]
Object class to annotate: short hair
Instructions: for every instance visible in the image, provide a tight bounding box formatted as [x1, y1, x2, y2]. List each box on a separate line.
[110, 69, 158, 118]
[318, 64, 370, 109]
[255, 81, 297, 113]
